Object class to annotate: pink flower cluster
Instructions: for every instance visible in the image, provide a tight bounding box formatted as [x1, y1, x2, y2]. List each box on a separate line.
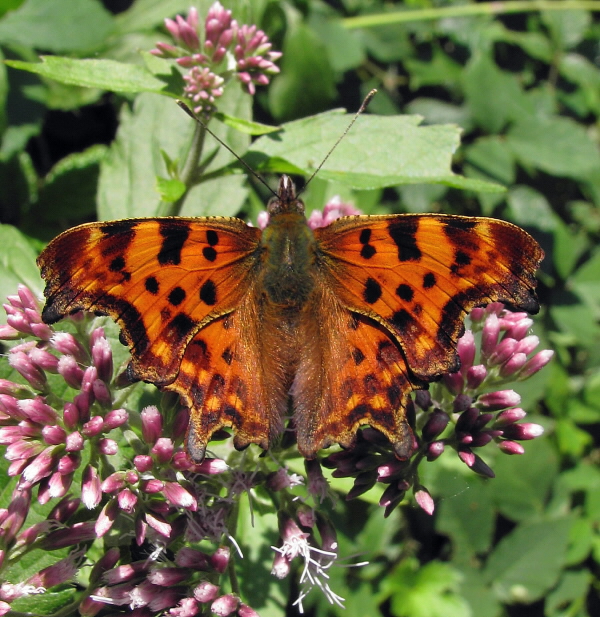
[151, 3, 281, 114]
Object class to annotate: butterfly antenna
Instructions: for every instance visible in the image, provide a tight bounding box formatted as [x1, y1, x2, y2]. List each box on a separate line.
[301, 89, 377, 194]
[176, 100, 278, 198]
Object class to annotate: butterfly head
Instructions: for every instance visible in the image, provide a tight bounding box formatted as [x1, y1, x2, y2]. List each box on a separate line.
[267, 175, 305, 217]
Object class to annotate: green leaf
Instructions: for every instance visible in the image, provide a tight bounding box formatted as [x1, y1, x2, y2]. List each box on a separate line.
[35, 144, 107, 223]
[435, 469, 495, 562]
[541, 9, 591, 49]
[463, 53, 529, 133]
[269, 22, 336, 121]
[545, 570, 591, 617]
[6, 57, 177, 96]
[571, 249, 600, 310]
[248, 111, 503, 192]
[0, 0, 114, 53]
[308, 10, 365, 73]
[156, 176, 186, 202]
[115, 0, 201, 34]
[491, 438, 558, 522]
[464, 137, 515, 186]
[506, 185, 558, 231]
[0, 224, 42, 300]
[98, 85, 250, 220]
[215, 112, 280, 136]
[483, 517, 574, 603]
[405, 47, 463, 90]
[506, 115, 600, 181]
[384, 559, 470, 617]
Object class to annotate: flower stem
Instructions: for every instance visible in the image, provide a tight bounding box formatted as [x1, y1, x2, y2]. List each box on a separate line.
[157, 120, 207, 217]
[343, 0, 600, 29]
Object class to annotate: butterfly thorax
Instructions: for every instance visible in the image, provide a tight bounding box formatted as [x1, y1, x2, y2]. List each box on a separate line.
[260, 176, 316, 308]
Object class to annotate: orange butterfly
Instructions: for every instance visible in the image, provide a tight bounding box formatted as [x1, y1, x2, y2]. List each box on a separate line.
[37, 175, 543, 461]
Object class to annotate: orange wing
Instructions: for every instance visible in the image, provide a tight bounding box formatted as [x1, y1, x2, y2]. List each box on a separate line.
[38, 218, 261, 386]
[292, 282, 423, 459]
[166, 290, 291, 461]
[314, 214, 543, 380]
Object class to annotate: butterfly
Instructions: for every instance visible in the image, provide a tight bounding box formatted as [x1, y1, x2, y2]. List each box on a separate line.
[37, 175, 544, 461]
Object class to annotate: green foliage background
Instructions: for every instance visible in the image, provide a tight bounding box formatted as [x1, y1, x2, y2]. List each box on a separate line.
[1, 0, 599, 616]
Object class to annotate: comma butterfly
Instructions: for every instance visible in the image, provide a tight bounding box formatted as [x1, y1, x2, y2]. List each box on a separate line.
[37, 173, 543, 462]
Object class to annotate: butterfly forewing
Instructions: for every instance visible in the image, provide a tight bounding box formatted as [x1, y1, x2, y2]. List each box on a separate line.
[314, 214, 543, 381]
[38, 217, 261, 385]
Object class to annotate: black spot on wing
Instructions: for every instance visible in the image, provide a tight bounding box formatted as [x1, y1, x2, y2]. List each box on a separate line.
[222, 347, 234, 365]
[109, 256, 126, 272]
[396, 284, 414, 302]
[158, 222, 190, 265]
[168, 287, 186, 306]
[352, 348, 365, 365]
[388, 219, 421, 262]
[200, 280, 217, 305]
[423, 272, 436, 289]
[168, 313, 196, 341]
[390, 309, 415, 332]
[145, 276, 159, 295]
[203, 247, 217, 262]
[100, 221, 137, 257]
[206, 230, 219, 246]
[359, 228, 376, 259]
[363, 278, 382, 304]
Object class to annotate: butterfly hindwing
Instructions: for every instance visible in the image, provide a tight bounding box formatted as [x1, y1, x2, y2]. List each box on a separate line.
[38, 217, 262, 385]
[292, 282, 422, 458]
[314, 214, 543, 381]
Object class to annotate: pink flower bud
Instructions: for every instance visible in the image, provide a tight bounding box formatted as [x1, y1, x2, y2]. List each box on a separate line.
[57, 355, 85, 389]
[104, 408, 128, 429]
[481, 313, 500, 357]
[30, 322, 53, 340]
[422, 410, 450, 441]
[63, 402, 79, 430]
[457, 330, 476, 371]
[176, 548, 210, 570]
[478, 390, 521, 410]
[442, 371, 463, 395]
[6, 438, 43, 462]
[171, 597, 199, 617]
[18, 397, 58, 424]
[95, 499, 119, 537]
[82, 465, 102, 509]
[117, 488, 138, 513]
[498, 440, 525, 454]
[65, 431, 84, 451]
[98, 438, 118, 455]
[194, 581, 219, 603]
[505, 318, 533, 340]
[500, 352, 528, 377]
[92, 379, 112, 405]
[163, 481, 197, 510]
[151, 437, 174, 463]
[515, 335, 539, 355]
[493, 407, 527, 427]
[0, 424, 38, 444]
[9, 352, 46, 390]
[466, 364, 487, 389]
[501, 422, 544, 440]
[57, 453, 80, 475]
[42, 425, 67, 445]
[426, 440, 445, 461]
[134, 455, 154, 473]
[51, 332, 87, 361]
[144, 511, 172, 537]
[82, 416, 104, 437]
[141, 406, 162, 443]
[28, 348, 59, 373]
[148, 566, 188, 586]
[41, 521, 96, 549]
[47, 470, 72, 499]
[21, 445, 56, 485]
[453, 393, 472, 412]
[238, 603, 260, 617]
[210, 546, 230, 574]
[102, 561, 147, 585]
[48, 496, 81, 522]
[518, 350, 554, 379]
[91, 336, 113, 382]
[414, 488, 435, 515]
[190, 457, 228, 475]
[211, 593, 239, 617]
[487, 337, 518, 366]
[142, 479, 164, 494]
[101, 472, 126, 494]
